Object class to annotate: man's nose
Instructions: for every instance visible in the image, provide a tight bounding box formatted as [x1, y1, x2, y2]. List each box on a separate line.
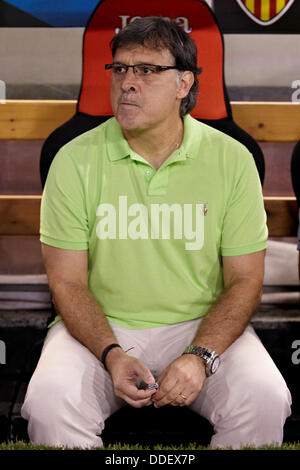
[120, 67, 139, 91]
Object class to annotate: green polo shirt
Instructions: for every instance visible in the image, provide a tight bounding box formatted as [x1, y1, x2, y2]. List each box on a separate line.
[40, 114, 267, 329]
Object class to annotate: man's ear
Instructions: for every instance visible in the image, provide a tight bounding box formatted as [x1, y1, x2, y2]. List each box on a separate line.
[176, 71, 194, 100]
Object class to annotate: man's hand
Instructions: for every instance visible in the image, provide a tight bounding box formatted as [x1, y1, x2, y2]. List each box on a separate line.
[106, 348, 157, 408]
[152, 354, 206, 408]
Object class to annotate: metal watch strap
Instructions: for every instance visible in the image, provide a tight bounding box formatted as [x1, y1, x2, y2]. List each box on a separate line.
[182, 345, 220, 376]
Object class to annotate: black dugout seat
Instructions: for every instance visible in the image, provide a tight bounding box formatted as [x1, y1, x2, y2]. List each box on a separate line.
[291, 140, 300, 278]
[291, 140, 300, 208]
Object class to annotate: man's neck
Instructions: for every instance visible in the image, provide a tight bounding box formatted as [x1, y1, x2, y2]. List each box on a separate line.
[123, 118, 184, 170]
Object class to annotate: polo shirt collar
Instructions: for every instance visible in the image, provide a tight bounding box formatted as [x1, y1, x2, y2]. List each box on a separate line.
[106, 117, 131, 162]
[106, 115, 197, 163]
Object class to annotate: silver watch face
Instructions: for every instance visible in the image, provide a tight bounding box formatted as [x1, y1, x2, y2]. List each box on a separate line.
[211, 356, 220, 374]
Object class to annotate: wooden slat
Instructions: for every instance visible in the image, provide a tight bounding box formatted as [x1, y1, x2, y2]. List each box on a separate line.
[0, 100, 76, 140]
[231, 102, 300, 142]
[0, 195, 298, 237]
[264, 197, 298, 237]
[0, 100, 300, 141]
[0, 195, 41, 235]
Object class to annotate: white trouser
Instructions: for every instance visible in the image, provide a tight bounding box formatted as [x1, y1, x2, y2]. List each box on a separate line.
[21, 319, 292, 449]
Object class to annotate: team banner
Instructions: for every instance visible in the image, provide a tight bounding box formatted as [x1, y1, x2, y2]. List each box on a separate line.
[236, 0, 295, 26]
[0, 0, 299, 32]
[214, 0, 300, 33]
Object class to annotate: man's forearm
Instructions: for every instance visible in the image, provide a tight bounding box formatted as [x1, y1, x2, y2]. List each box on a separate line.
[50, 280, 120, 362]
[191, 278, 262, 355]
[49, 280, 156, 406]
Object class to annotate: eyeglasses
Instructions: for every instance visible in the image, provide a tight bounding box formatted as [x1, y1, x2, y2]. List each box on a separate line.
[105, 63, 184, 78]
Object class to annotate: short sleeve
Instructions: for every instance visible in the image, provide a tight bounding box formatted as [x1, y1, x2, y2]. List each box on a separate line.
[221, 151, 268, 256]
[40, 146, 89, 250]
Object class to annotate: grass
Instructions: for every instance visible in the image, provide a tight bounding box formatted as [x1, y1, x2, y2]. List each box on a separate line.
[1, 440, 300, 450]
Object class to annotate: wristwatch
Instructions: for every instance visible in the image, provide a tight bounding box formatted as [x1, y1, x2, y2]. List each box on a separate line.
[182, 345, 220, 376]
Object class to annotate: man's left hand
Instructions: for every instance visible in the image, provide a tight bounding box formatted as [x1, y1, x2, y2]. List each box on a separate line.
[152, 354, 206, 407]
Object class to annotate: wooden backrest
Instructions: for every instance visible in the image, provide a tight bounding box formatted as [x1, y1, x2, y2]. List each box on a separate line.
[1, 101, 299, 142]
[0, 195, 297, 238]
[0, 100, 300, 237]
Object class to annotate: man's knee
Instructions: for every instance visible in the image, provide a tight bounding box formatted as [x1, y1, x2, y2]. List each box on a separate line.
[209, 369, 292, 449]
[22, 373, 105, 447]
[22, 373, 76, 427]
[230, 367, 292, 423]
[254, 373, 291, 420]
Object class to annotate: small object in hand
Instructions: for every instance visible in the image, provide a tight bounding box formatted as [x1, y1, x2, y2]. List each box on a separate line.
[139, 381, 159, 390]
[147, 382, 159, 390]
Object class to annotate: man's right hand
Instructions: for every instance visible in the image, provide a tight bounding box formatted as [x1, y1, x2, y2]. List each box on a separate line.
[105, 348, 157, 408]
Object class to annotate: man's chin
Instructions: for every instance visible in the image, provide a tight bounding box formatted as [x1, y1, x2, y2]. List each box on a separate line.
[116, 113, 141, 131]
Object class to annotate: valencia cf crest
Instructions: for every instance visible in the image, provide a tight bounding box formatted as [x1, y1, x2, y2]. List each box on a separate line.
[236, 0, 295, 26]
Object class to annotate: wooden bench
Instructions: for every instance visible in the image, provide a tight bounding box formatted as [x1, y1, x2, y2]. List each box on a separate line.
[1, 100, 300, 445]
[0, 100, 300, 238]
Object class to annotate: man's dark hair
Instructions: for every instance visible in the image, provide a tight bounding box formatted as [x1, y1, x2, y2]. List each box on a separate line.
[110, 16, 201, 118]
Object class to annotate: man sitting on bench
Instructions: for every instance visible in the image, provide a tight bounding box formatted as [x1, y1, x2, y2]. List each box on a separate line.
[21, 17, 291, 449]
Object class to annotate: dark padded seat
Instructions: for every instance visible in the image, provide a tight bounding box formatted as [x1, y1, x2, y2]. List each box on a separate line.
[291, 140, 300, 208]
[291, 140, 300, 279]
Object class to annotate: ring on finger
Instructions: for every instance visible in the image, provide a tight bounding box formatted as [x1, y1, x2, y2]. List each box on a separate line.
[179, 393, 187, 400]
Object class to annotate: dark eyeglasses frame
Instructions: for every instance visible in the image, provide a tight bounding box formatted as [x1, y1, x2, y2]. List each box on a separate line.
[105, 63, 202, 77]
[105, 63, 184, 74]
